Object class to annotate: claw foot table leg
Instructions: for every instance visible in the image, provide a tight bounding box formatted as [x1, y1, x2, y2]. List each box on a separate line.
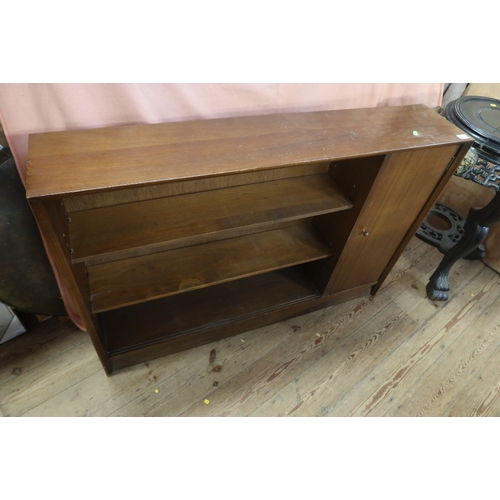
[427, 192, 500, 301]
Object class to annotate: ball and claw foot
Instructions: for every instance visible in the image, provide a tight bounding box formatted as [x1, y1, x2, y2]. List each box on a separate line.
[426, 273, 450, 301]
[425, 192, 500, 302]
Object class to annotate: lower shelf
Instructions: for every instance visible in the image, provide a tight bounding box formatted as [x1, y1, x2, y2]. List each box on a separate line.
[101, 265, 320, 357]
[100, 265, 376, 372]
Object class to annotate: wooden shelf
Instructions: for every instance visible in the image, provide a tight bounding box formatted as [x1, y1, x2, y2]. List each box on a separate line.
[68, 173, 352, 263]
[88, 222, 331, 313]
[101, 266, 321, 358]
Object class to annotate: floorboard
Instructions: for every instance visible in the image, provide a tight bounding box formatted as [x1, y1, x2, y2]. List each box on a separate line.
[2, 237, 500, 417]
[341, 268, 498, 417]
[445, 342, 500, 416]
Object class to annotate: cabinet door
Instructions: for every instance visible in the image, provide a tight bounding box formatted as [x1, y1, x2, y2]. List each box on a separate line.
[324, 145, 459, 294]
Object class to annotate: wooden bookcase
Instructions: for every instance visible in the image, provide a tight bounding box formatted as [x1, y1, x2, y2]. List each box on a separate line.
[26, 105, 472, 374]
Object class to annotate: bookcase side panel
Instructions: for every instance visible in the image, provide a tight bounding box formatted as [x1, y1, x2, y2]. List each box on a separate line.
[28, 198, 111, 373]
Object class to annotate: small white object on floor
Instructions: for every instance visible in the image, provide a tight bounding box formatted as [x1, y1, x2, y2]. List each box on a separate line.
[0, 302, 26, 344]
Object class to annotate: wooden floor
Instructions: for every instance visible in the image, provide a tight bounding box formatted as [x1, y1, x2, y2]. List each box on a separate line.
[2, 236, 500, 417]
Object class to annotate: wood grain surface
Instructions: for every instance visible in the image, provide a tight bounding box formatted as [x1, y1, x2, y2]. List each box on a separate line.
[62, 162, 331, 212]
[88, 224, 331, 312]
[26, 105, 472, 198]
[68, 173, 352, 262]
[324, 145, 459, 293]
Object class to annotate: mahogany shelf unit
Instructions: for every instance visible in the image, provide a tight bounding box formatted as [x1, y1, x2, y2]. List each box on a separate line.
[26, 105, 473, 374]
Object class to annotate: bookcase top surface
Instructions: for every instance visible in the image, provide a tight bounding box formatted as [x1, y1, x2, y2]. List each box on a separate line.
[26, 104, 472, 199]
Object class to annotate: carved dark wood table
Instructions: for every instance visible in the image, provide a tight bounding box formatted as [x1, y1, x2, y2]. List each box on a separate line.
[420, 96, 500, 300]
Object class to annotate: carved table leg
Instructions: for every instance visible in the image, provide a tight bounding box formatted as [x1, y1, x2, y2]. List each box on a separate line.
[426, 191, 500, 301]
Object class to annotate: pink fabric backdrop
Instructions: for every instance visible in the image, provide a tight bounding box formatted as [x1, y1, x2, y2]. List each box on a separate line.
[0, 83, 443, 329]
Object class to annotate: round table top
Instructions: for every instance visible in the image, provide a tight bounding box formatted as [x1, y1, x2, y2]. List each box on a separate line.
[446, 96, 500, 159]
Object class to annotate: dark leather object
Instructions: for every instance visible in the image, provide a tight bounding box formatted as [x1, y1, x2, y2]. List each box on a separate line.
[0, 149, 66, 315]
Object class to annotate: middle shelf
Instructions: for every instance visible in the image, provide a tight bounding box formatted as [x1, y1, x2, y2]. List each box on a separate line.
[68, 173, 353, 264]
[88, 222, 332, 313]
